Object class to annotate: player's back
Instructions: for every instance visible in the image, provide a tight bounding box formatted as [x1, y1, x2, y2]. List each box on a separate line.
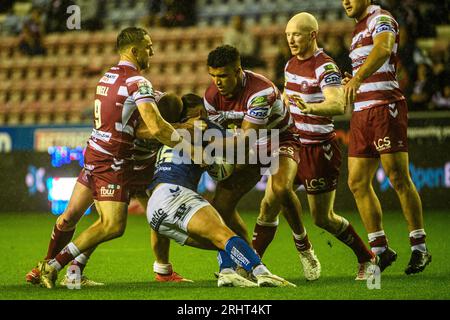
[87, 61, 155, 159]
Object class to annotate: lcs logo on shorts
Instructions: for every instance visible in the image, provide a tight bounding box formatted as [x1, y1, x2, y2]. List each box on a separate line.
[305, 178, 326, 192]
[277, 146, 294, 156]
[373, 137, 391, 152]
[100, 184, 120, 197]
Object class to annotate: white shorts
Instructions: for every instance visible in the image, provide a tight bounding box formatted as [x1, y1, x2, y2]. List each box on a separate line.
[146, 183, 210, 245]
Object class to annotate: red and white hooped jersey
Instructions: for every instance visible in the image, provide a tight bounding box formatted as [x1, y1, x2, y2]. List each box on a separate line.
[349, 5, 405, 112]
[87, 60, 156, 159]
[284, 49, 342, 145]
[203, 70, 295, 136]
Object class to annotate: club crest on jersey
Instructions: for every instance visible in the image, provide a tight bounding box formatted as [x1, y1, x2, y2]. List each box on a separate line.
[323, 64, 338, 73]
[138, 80, 153, 95]
[251, 96, 269, 107]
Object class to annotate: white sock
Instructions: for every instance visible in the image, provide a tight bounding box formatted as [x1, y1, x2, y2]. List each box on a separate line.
[256, 217, 279, 227]
[293, 229, 307, 241]
[74, 253, 89, 265]
[67, 242, 81, 257]
[252, 264, 271, 277]
[153, 261, 172, 275]
[410, 229, 427, 252]
[368, 230, 387, 255]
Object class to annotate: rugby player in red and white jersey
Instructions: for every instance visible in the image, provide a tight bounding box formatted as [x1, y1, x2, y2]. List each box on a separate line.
[204, 45, 321, 279]
[342, 0, 431, 274]
[258, 12, 376, 280]
[34, 27, 198, 289]
[26, 92, 192, 286]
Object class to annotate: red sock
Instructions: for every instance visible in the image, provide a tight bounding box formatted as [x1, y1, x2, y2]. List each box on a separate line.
[337, 224, 374, 263]
[50, 243, 80, 270]
[45, 224, 75, 260]
[252, 222, 278, 258]
[293, 233, 311, 252]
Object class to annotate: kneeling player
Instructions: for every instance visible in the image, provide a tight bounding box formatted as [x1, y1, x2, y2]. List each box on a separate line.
[146, 98, 295, 288]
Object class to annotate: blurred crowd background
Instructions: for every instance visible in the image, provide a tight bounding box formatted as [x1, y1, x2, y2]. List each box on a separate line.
[0, 0, 449, 125]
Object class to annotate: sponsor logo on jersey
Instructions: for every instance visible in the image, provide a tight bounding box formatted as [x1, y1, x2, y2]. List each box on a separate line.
[373, 136, 391, 152]
[150, 208, 167, 231]
[323, 73, 342, 85]
[91, 129, 112, 142]
[248, 106, 269, 119]
[375, 24, 394, 34]
[100, 72, 119, 84]
[174, 203, 192, 221]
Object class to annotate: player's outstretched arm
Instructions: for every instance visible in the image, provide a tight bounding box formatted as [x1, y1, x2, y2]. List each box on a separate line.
[137, 101, 189, 149]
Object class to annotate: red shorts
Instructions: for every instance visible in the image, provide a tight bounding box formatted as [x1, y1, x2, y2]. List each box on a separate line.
[349, 99, 408, 158]
[129, 156, 157, 198]
[262, 131, 301, 169]
[77, 148, 133, 203]
[296, 138, 342, 194]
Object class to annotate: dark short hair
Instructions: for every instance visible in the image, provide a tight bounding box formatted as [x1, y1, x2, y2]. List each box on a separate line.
[181, 93, 206, 120]
[207, 45, 240, 68]
[156, 93, 183, 123]
[117, 27, 148, 52]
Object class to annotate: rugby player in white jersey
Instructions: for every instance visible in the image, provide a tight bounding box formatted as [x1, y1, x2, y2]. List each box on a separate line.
[342, 0, 431, 274]
[254, 12, 377, 280]
[146, 95, 295, 288]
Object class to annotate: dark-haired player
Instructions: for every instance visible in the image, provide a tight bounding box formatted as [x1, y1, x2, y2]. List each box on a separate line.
[204, 45, 321, 280]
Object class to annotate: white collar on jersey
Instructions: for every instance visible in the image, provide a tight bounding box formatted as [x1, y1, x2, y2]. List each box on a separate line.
[367, 5, 381, 15]
[118, 60, 138, 70]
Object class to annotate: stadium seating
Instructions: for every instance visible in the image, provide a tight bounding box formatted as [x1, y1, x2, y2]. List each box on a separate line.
[0, 0, 447, 125]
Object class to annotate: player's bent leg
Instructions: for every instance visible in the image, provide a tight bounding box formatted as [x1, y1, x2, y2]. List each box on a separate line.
[254, 175, 281, 257]
[380, 152, 431, 274]
[187, 206, 295, 287]
[27, 182, 93, 285]
[212, 164, 261, 244]
[348, 157, 397, 272]
[71, 200, 128, 250]
[380, 152, 424, 231]
[307, 191, 375, 280]
[37, 201, 128, 289]
[348, 157, 383, 233]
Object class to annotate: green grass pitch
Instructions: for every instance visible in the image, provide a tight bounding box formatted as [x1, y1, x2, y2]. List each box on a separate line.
[0, 210, 448, 300]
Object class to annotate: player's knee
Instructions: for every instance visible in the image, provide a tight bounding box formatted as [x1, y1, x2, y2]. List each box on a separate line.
[311, 212, 330, 229]
[347, 175, 369, 195]
[56, 214, 78, 231]
[102, 220, 126, 239]
[387, 169, 413, 192]
[271, 180, 291, 202]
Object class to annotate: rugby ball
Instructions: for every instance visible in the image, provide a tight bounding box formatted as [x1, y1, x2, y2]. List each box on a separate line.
[207, 157, 235, 181]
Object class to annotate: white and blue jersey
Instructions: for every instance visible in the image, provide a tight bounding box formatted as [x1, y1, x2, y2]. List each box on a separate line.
[148, 120, 229, 192]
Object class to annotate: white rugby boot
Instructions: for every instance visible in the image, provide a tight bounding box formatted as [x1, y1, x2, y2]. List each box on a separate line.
[217, 269, 257, 288]
[299, 248, 321, 281]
